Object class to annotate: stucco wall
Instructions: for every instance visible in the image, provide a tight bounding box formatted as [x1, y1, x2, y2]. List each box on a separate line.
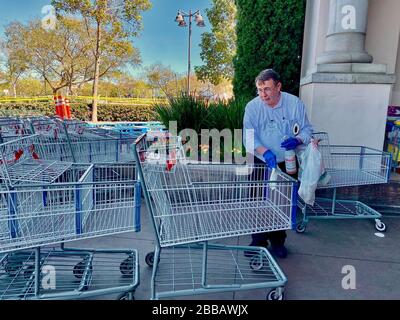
[365, 0, 400, 106]
[301, 83, 391, 150]
[365, 0, 400, 74]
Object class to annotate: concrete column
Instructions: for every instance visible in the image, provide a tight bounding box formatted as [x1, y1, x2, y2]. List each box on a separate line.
[317, 0, 373, 64]
[300, 0, 396, 151]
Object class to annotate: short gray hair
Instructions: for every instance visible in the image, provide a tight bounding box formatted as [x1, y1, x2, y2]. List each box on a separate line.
[255, 69, 281, 86]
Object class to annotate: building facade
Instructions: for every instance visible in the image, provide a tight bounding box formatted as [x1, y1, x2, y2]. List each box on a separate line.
[300, 0, 400, 150]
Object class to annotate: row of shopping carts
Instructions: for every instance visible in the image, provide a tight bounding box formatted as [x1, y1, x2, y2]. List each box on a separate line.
[0, 116, 142, 300]
[0, 115, 391, 300]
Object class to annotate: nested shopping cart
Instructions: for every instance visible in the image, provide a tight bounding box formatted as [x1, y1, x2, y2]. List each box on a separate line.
[28, 117, 137, 164]
[0, 118, 32, 143]
[134, 133, 298, 300]
[0, 134, 141, 300]
[296, 132, 391, 233]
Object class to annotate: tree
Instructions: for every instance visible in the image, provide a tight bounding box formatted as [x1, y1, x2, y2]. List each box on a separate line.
[4, 19, 94, 95]
[52, 0, 152, 122]
[16, 78, 44, 96]
[145, 63, 184, 98]
[4, 17, 140, 98]
[195, 0, 237, 85]
[233, 0, 306, 100]
[0, 22, 29, 97]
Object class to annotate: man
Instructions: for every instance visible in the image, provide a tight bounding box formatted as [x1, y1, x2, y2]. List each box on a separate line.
[243, 68, 313, 258]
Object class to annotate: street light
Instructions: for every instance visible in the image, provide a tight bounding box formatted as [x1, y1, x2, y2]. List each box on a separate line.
[175, 9, 205, 95]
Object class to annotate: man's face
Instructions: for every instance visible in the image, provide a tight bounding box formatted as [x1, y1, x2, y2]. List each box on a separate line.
[256, 79, 282, 107]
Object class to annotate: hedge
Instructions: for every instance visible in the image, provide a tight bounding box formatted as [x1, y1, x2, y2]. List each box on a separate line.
[0, 102, 159, 122]
[233, 0, 306, 100]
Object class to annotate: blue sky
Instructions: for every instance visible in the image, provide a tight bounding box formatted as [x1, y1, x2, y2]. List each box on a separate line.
[0, 0, 212, 76]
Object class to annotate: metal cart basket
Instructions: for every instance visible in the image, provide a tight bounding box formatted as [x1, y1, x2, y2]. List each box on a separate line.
[0, 119, 142, 300]
[135, 134, 298, 300]
[296, 132, 391, 233]
[0, 246, 138, 300]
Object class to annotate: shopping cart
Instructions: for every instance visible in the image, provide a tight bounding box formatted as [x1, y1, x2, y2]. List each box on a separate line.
[0, 118, 32, 143]
[0, 246, 138, 300]
[28, 118, 137, 164]
[0, 132, 142, 299]
[0, 163, 141, 253]
[296, 132, 391, 233]
[134, 133, 298, 300]
[0, 134, 76, 185]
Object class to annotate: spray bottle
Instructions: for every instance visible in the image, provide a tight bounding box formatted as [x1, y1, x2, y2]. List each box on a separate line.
[283, 129, 299, 175]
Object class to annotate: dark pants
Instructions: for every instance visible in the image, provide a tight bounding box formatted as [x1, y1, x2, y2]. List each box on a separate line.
[250, 156, 298, 247]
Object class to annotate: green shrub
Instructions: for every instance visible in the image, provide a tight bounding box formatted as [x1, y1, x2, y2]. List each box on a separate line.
[155, 95, 247, 131]
[233, 0, 306, 100]
[0, 102, 158, 122]
[154, 95, 248, 161]
[155, 94, 215, 133]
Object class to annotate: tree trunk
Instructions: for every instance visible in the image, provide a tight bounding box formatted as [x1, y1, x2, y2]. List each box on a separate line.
[91, 22, 101, 123]
[12, 83, 17, 98]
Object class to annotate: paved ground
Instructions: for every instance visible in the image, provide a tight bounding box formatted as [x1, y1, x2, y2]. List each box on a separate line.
[69, 175, 400, 300]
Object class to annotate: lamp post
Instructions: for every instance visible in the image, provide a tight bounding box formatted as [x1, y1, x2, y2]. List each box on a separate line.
[175, 9, 205, 95]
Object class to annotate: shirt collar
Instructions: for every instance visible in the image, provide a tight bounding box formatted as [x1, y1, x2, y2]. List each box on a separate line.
[262, 92, 283, 110]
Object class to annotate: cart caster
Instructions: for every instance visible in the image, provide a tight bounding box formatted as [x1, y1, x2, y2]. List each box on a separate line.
[117, 292, 135, 300]
[73, 261, 86, 278]
[73, 261, 92, 279]
[296, 223, 306, 233]
[267, 288, 284, 300]
[120, 257, 134, 275]
[249, 255, 264, 271]
[375, 220, 386, 232]
[145, 252, 154, 267]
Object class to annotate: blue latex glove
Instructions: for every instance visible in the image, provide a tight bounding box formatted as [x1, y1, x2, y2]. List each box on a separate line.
[263, 150, 277, 168]
[281, 137, 301, 151]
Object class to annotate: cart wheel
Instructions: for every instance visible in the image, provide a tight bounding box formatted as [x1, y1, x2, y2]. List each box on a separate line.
[249, 255, 264, 271]
[4, 261, 23, 276]
[117, 292, 135, 300]
[145, 252, 154, 267]
[375, 220, 386, 232]
[24, 265, 35, 280]
[120, 257, 134, 275]
[296, 223, 306, 233]
[267, 289, 284, 300]
[73, 261, 86, 279]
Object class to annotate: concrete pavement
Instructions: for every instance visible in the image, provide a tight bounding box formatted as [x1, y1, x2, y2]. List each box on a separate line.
[70, 188, 400, 300]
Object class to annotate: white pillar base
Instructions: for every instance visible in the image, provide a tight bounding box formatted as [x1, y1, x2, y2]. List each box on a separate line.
[300, 74, 395, 150]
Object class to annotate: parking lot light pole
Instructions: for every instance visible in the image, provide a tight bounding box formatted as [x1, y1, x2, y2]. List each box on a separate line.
[174, 9, 205, 95]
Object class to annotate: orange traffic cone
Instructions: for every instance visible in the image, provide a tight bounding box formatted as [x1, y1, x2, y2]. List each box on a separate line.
[54, 95, 62, 117]
[64, 98, 72, 119]
[60, 96, 67, 119]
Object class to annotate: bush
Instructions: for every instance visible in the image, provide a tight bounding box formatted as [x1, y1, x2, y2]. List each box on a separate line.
[0, 102, 158, 122]
[155, 94, 248, 132]
[155, 94, 214, 133]
[154, 95, 248, 161]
